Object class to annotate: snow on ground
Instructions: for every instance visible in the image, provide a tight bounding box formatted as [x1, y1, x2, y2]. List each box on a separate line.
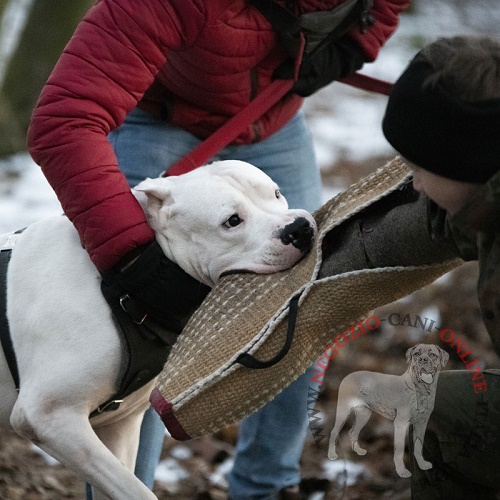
[0, 153, 61, 233]
[155, 458, 190, 493]
[321, 458, 366, 486]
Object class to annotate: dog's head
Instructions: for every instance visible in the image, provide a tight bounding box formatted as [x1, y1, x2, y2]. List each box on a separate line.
[134, 160, 317, 286]
[405, 343, 449, 385]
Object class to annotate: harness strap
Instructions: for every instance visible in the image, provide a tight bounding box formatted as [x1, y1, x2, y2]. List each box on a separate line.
[0, 230, 25, 390]
[89, 314, 173, 418]
[0, 229, 194, 418]
[90, 278, 180, 418]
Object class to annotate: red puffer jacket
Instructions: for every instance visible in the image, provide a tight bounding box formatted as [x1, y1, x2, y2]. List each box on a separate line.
[28, 0, 410, 271]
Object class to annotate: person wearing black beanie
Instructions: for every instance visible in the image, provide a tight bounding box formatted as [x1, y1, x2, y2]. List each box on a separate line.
[383, 36, 500, 221]
[318, 35, 500, 498]
[382, 35, 500, 499]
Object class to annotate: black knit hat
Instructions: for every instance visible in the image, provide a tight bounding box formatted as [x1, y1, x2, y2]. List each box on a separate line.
[382, 55, 500, 183]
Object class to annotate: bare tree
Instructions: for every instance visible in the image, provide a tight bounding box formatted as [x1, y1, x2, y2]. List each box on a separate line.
[0, 0, 94, 157]
[0, 0, 8, 18]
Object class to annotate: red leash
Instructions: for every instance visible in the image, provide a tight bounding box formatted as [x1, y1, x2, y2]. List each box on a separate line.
[164, 79, 295, 177]
[339, 72, 393, 96]
[164, 71, 393, 177]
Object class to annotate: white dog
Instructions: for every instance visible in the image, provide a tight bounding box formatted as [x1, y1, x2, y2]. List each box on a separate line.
[328, 343, 449, 478]
[0, 160, 316, 500]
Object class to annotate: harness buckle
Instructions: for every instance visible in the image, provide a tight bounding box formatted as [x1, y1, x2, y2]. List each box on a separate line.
[119, 294, 148, 325]
[94, 399, 124, 415]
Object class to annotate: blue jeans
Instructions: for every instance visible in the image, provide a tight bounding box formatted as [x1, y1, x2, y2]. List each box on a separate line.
[89, 107, 322, 499]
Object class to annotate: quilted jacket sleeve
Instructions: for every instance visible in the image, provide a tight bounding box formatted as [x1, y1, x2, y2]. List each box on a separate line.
[27, 0, 206, 271]
[347, 0, 411, 61]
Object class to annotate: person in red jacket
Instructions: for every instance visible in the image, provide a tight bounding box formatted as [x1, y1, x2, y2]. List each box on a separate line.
[27, 1, 410, 498]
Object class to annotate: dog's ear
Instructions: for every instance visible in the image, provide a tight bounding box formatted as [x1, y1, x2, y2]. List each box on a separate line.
[437, 346, 450, 367]
[405, 346, 415, 364]
[133, 178, 175, 211]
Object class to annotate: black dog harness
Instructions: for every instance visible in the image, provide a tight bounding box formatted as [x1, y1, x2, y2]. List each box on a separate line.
[92, 265, 209, 418]
[0, 229, 209, 418]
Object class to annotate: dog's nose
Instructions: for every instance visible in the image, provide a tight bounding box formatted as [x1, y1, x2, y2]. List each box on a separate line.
[280, 217, 314, 253]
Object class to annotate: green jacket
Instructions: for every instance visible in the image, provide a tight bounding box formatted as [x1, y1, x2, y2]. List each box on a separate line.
[445, 169, 500, 354]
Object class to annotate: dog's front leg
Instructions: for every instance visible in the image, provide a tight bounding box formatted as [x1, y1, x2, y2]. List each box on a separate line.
[412, 418, 432, 471]
[328, 403, 354, 460]
[393, 411, 411, 478]
[10, 398, 157, 500]
[93, 405, 147, 474]
[91, 406, 149, 500]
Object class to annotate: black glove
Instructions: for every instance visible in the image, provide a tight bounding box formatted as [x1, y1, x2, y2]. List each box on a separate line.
[274, 38, 365, 97]
[100, 241, 211, 334]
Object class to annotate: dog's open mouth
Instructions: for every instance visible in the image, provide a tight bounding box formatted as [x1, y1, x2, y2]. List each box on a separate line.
[420, 367, 435, 384]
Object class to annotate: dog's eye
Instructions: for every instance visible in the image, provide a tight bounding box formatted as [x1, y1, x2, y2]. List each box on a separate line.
[224, 214, 242, 228]
[275, 189, 281, 199]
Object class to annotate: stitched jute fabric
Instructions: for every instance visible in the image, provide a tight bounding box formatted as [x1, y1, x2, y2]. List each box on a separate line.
[151, 157, 461, 440]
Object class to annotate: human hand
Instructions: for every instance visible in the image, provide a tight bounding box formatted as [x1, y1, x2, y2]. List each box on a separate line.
[274, 38, 365, 97]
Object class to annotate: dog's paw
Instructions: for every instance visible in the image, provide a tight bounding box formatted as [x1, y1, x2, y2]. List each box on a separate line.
[327, 449, 338, 461]
[353, 442, 367, 456]
[417, 459, 432, 470]
[396, 466, 412, 478]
